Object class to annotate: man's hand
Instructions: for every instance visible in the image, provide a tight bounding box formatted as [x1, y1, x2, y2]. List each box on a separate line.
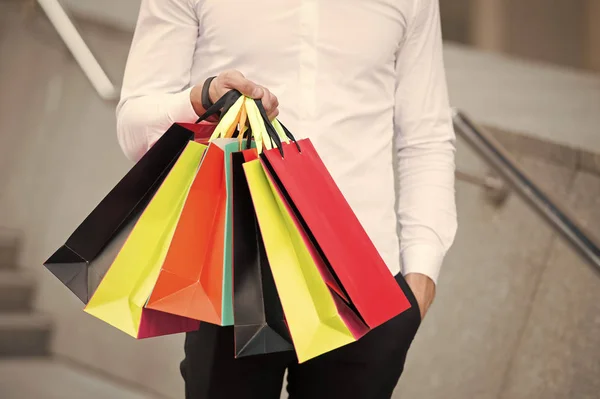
[191, 70, 279, 119]
[404, 273, 436, 320]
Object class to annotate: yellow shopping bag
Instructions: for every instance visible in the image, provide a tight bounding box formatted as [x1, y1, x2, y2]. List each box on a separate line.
[84, 142, 206, 338]
[243, 159, 366, 362]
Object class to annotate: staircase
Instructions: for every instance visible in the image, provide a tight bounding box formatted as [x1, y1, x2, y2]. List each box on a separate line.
[0, 237, 156, 398]
[0, 231, 52, 357]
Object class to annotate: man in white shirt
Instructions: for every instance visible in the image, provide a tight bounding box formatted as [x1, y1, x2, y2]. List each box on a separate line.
[117, 0, 457, 397]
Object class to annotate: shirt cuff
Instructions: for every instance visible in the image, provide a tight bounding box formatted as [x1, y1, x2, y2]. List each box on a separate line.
[400, 244, 445, 284]
[165, 87, 199, 123]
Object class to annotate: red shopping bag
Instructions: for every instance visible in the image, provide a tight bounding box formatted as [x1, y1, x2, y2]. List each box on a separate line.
[178, 121, 217, 145]
[255, 102, 411, 329]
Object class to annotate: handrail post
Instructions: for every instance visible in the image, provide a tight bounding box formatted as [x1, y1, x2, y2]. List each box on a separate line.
[37, 0, 119, 101]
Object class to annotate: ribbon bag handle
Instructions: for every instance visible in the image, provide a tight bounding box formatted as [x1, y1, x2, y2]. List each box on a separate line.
[195, 89, 242, 123]
[208, 95, 246, 141]
[254, 99, 301, 156]
[223, 98, 245, 139]
[271, 119, 291, 145]
[272, 118, 298, 146]
[253, 99, 282, 155]
[237, 104, 251, 150]
[244, 97, 269, 154]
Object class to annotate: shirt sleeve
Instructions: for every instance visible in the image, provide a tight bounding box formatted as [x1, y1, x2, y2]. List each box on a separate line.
[116, 0, 200, 162]
[394, 0, 458, 284]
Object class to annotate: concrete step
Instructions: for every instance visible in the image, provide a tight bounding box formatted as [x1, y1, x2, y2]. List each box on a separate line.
[0, 229, 20, 270]
[0, 313, 52, 357]
[0, 271, 36, 312]
[0, 359, 156, 399]
[0, 262, 18, 271]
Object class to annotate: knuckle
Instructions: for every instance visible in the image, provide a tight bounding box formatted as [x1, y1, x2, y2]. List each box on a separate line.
[220, 74, 233, 87]
[221, 70, 243, 87]
[264, 93, 274, 105]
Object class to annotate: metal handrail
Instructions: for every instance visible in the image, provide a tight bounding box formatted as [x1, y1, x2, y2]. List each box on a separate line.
[37, 0, 118, 100]
[453, 110, 600, 275]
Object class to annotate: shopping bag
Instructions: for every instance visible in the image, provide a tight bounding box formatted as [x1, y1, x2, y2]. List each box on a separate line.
[145, 140, 231, 325]
[179, 90, 243, 145]
[252, 99, 411, 329]
[244, 158, 368, 363]
[44, 126, 195, 303]
[43, 89, 242, 303]
[231, 149, 293, 357]
[84, 142, 205, 338]
[146, 96, 246, 326]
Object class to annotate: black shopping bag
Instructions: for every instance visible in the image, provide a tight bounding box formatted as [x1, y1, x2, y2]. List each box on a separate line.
[44, 125, 194, 303]
[231, 150, 293, 357]
[44, 90, 244, 303]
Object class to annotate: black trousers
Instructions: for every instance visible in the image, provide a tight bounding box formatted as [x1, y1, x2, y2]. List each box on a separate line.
[180, 274, 421, 399]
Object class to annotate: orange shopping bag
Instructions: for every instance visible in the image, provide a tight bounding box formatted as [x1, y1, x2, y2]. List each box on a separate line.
[146, 143, 228, 324]
[146, 96, 246, 325]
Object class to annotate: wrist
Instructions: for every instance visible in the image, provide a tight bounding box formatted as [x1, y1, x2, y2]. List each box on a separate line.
[404, 273, 435, 294]
[404, 273, 436, 318]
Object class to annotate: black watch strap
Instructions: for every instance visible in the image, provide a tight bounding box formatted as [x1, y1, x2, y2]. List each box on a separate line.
[201, 76, 217, 111]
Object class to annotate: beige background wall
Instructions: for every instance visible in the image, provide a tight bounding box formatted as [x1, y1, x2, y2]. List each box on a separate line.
[58, 0, 600, 72]
[443, 0, 600, 72]
[507, 0, 585, 69]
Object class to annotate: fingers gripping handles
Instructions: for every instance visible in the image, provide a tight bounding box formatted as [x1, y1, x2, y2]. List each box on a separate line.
[195, 89, 243, 123]
[246, 98, 301, 157]
[194, 90, 301, 157]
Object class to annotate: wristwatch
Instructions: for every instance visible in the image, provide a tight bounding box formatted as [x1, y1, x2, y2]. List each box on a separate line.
[201, 76, 217, 111]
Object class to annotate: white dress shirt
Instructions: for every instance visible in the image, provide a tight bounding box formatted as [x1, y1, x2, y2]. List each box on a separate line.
[117, 0, 457, 283]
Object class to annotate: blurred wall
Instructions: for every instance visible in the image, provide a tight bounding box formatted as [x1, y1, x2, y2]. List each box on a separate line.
[59, 0, 140, 30]
[59, 0, 600, 72]
[507, 0, 586, 69]
[442, 0, 600, 73]
[0, 3, 185, 398]
[439, 0, 471, 43]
